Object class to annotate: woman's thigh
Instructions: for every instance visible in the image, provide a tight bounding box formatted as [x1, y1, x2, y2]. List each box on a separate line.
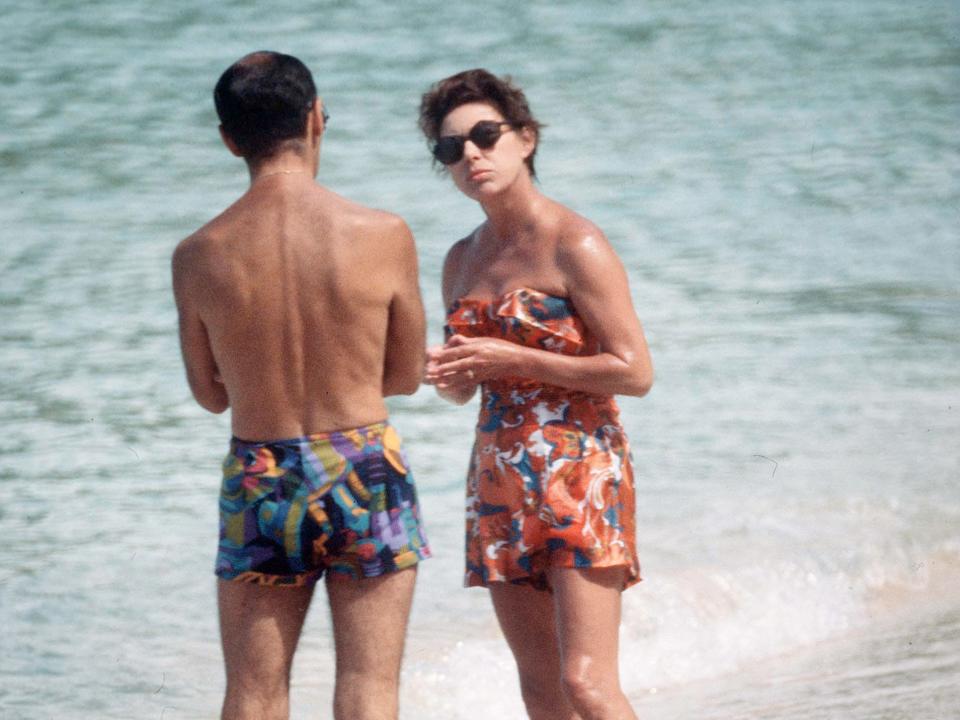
[548, 566, 626, 682]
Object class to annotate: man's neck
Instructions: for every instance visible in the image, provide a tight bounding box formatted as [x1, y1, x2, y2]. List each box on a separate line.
[248, 151, 318, 185]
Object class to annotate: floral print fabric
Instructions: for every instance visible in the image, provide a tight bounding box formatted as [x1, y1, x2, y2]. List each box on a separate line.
[446, 288, 640, 590]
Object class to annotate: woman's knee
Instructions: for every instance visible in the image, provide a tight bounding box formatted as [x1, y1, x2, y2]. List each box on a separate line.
[517, 669, 569, 718]
[560, 655, 612, 710]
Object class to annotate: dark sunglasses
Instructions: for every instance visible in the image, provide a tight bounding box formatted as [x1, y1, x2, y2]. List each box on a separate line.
[432, 120, 515, 165]
[321, 106, 330, 125]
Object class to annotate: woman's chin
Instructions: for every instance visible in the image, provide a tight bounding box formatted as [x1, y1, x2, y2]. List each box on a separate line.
[463, 180, 503, 201]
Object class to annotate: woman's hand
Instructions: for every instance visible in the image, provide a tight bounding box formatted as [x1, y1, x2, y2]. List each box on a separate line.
[426, 334, 523, 385]
[424, 342, 477, 404]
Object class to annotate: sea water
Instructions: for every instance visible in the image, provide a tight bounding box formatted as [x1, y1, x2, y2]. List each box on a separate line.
[1, 1, 958, 718]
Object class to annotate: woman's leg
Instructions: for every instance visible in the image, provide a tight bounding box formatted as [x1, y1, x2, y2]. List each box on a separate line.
[548, 567, 638, 720]
[489, 582, 581, 720]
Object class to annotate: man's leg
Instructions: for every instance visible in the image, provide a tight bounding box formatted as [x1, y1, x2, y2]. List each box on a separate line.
[218, 579, 315, 720]
[549, 567, 638, 720]
[327, 567, 417, 720]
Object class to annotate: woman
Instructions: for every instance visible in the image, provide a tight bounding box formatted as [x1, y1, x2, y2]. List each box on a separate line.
[419, 69, 653, 720]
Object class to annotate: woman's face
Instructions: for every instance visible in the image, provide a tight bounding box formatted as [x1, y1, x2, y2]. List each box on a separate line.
[438, 102, 535, 201]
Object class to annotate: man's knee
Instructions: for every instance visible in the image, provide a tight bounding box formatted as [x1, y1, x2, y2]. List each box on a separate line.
[333, 669, 399, 720]
[222, 680, 290, 720]
[335, 665, 399, 694]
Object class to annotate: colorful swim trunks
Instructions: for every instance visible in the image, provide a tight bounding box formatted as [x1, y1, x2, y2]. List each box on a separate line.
[216, 421, 431, 587]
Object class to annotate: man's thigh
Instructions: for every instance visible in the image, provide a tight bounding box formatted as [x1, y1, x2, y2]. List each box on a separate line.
[218, 579, 316, 691]
[326, 567, 417, 679]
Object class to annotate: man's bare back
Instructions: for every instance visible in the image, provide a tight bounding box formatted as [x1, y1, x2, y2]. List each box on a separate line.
[173, 175, 424, 440]
[175, 52, 429, 720]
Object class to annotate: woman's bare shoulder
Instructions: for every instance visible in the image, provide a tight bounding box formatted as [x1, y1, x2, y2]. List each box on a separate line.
[553, 205, 612, 269]
[441, 227, 484, 305]
[444, 227, 483, 274]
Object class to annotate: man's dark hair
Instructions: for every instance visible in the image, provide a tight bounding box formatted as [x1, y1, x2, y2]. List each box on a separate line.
[418, 68, 543, 177]
[214, 51, 317, 160]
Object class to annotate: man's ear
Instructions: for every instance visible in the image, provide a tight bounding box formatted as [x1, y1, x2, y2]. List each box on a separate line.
[219, 125, 244, 157]
[312, 98, 324, 137]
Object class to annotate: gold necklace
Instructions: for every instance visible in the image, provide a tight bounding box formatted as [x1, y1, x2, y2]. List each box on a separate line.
[257, 169, 310, 180]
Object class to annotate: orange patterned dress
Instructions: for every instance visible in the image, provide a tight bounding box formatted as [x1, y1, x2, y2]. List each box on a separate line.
[446, 287, 640, 591]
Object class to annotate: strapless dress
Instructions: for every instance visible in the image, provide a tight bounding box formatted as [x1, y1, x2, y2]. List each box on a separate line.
[445, 287, 640, 590]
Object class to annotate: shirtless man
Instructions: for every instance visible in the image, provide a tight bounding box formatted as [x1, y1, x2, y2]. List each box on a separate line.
[172, 51, 430, 720]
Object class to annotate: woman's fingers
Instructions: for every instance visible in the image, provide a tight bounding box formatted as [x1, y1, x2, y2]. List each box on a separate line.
[425, 359, 473, 384]
[444, 333, 472, 348]
[433, 343, 477, 366]
[431, 336, 510, 383]
[436, 377, 477, 390]
[432, 356, 474, 377]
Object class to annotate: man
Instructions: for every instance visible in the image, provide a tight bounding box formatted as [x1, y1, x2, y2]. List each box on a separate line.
[172, 51, 430, 720]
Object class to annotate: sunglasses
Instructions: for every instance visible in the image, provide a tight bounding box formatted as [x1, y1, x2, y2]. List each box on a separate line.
[432, 120, 515, 165]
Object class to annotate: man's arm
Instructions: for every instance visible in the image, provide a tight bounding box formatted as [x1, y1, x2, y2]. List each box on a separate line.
[172, 237, 230, 413]
[382, 220, 426, 397]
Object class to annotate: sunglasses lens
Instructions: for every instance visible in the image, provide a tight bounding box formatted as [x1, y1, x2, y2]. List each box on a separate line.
[433, 122, 511, 165]
[470, 121, 505, 149]
[433, 136, 464, 165]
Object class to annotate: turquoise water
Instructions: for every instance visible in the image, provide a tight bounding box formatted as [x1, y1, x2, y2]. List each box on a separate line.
[2, 1, 958, 718]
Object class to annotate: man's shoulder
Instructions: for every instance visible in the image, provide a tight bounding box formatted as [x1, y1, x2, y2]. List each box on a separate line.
[173, 223, 218, 270]
[327, 191, 409, 237]
[171, 208, 238, 286]
[172, 229, 207, 273]
[175, 191, 253, 255]
[320, 194, 413, 257]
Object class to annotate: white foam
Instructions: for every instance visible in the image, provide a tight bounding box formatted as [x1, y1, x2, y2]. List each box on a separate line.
[393, 534, 960, 715]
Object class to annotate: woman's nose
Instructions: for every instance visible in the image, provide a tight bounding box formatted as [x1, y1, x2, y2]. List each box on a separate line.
[462, 139, 483, 161]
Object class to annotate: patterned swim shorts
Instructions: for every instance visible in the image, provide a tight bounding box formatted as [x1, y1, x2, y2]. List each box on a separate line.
[215, 421, 431, 587]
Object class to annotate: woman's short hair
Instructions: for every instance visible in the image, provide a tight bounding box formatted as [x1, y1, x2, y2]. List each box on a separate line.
[418, 68, 543, 177]
[214, 51, 317, 160]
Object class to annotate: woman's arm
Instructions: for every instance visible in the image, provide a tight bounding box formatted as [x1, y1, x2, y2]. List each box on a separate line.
[424, 236, 480, 404]
[429, 224, 653, 397]
[426, 347, 478, 404]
